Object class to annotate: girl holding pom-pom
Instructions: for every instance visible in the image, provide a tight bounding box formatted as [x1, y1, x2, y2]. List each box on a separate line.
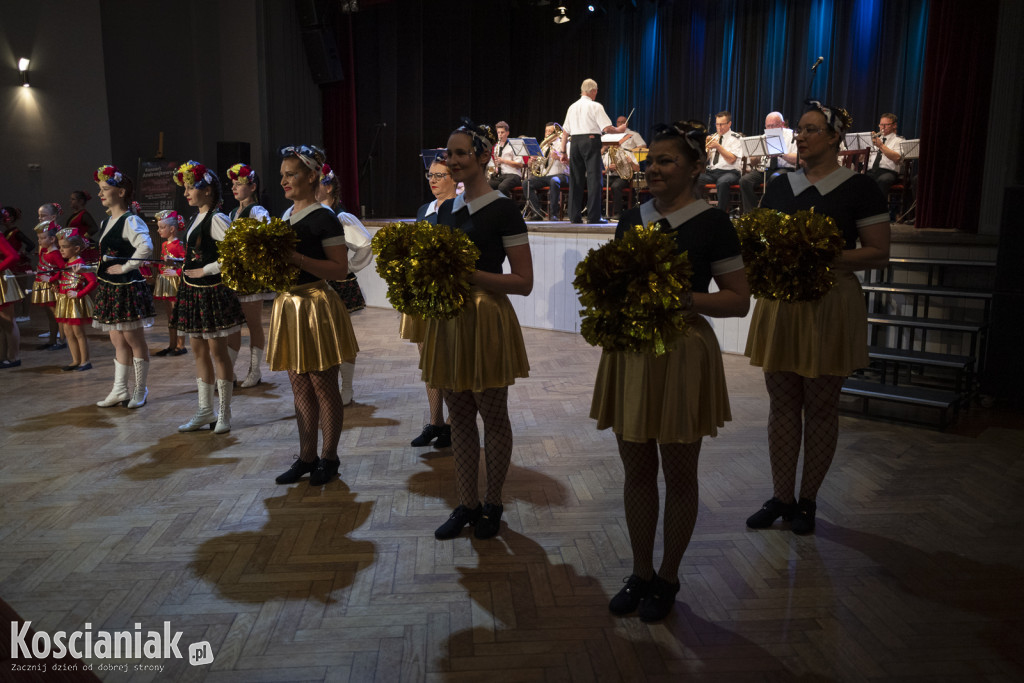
[171, 161, 246, 434]
[55, 229, 96, 371]
[270, 145, 359, 488]
[152, 210, 187, 357]
[91, 166, 155, 408]
[744, 102, 890, 535]
[592, 121, 750, 623]
[425, 119, 533, 542]
[225, 163, 272, 388]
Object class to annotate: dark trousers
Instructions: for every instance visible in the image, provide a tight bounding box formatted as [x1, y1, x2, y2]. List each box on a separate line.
[739, 168, 791, 213]
[697, 168, 740, 213]
[488, 173, 520, 196]
[569, 134, 604, 223]
[527, 173, 568, 218]
[608, 175, 630, 217]
[866, 169, 899, 197]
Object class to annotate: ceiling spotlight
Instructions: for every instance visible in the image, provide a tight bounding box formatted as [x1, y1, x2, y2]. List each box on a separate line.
[18, 58, 30, 87]
[554, 5, 570, 23]
[588, 4, 595, 11]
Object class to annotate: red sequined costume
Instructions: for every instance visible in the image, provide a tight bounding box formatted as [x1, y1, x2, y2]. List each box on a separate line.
[31, 248, 66, 307]
[153, 238, 185, 302]
[54, 258, 98, 325]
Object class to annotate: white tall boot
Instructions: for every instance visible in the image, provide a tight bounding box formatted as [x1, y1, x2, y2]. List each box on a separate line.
[178, 379, 216, 431]
[239, 346, 263, 388]
[340, 361, 355, 406]
[227, 346, 239, 383]
[214, 379, 233, 434]
[96, 360, 130, 407]
[126, 358, 149, 409]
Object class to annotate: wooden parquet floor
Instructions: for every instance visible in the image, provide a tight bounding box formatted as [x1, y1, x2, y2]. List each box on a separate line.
[1, 306, 1023, 682]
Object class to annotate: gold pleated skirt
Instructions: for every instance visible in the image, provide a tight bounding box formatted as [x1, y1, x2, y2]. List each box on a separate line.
[55, 293, 95, 323]
[153, 274, 181, 300]
[745, 271, 868, 378]
[1, 269, 25, 306]
[31, 281, 57, 306]
[590, 315, 731, 444]
[419, 287, 530, 392]
[267, 280, 359, 373]
[399, 313, 427, 343]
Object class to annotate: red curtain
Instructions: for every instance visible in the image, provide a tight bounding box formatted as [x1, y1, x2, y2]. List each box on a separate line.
[917, 0, 996, 232]
[322, 13, 360, 214]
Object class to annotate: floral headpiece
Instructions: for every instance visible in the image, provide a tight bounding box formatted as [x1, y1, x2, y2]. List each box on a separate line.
[34, 220, 60, 235]
[227, 163, 257, 185]
[455, 117, 497, 156]
[174, 160, 214, 189]
[320, 163, 336, 186]
[155, 209, 186, 231]
[279, 145, 325, 175]
[804, 100, 853, 135]
[94, 165, 124, 186]
[131, 201, 142, 215]
[48, 202, 64, 217]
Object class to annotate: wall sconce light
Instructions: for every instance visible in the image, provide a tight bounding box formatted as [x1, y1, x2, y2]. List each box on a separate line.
[18, 58, 30, 87]
[554, 5, 570, 23]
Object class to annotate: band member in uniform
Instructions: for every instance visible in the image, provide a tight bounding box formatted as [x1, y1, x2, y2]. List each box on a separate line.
[617, 116, 646, 151]
[739, 112, 798, 214]
[487, 121, 524, 196]
[866, 113, 905, 197]
[525, 123, 569, 221]
[602, 143, 640, 220]
[697, 111, 744, 213]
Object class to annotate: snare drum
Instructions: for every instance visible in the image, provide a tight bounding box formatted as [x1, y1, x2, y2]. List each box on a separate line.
[633, 171, 648, 190]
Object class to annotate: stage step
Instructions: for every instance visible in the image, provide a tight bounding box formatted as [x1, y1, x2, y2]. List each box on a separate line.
[841, 378, 961, 428]
[866, 346, 973, 370]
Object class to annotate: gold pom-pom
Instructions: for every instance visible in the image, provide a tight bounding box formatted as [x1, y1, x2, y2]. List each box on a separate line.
[218, 217, 300, 293]
[573, 223, 693, 355]
[371, 221, 480, 319]
[734, 208, 844, 302]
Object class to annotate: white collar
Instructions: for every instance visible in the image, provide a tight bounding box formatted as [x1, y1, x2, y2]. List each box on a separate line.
[288, 203, 329, 225]
[787, 166, 856, 197]
[451, 189, 503, 215]
[640, 198, 714, 229]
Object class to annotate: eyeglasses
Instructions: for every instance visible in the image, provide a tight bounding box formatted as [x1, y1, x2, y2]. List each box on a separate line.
[794, 126, 828, 137]
[425, 172, 450, 180]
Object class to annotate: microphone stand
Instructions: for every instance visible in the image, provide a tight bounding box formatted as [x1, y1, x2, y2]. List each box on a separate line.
[360, 123, 385, 218]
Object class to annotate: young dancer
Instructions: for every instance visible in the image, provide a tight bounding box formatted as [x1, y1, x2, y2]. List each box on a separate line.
[31, 219, 65, 349]
[54, 228, 96, 371]
[225, 163, 271, 388]
[91, 165, 154, 408]
[152, 210, 187, 357]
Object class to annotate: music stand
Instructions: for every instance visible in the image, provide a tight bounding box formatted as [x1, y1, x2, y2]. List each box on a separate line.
[899, 139, 920, 159]
[844, 132, 873, 151]
[896, 139, 921, 223]
[420, 148, 446, 170]
[510, 137, 543, 219]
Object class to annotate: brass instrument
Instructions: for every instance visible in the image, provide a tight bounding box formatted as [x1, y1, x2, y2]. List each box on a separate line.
[489, 148, 501, 179]
[608, 146, 634, 181]
[529, 123, 564, 177]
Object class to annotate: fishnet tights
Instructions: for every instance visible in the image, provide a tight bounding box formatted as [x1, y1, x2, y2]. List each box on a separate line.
[418, 343, 446, 425]
[765, 371, 845, 503]
[289, 367, 343, 462]
[444, 387, 513, 507]
[616, 435, 702, 583]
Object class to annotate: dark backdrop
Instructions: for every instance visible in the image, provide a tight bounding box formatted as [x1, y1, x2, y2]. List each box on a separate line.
[334, 0, 929, 217]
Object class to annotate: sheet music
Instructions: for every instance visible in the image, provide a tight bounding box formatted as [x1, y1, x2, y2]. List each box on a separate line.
[844, 132, 873, 151]
[899, 139, 920, 160]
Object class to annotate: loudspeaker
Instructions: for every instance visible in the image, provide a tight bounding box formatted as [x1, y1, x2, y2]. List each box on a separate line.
[294, 0, 345, 84]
